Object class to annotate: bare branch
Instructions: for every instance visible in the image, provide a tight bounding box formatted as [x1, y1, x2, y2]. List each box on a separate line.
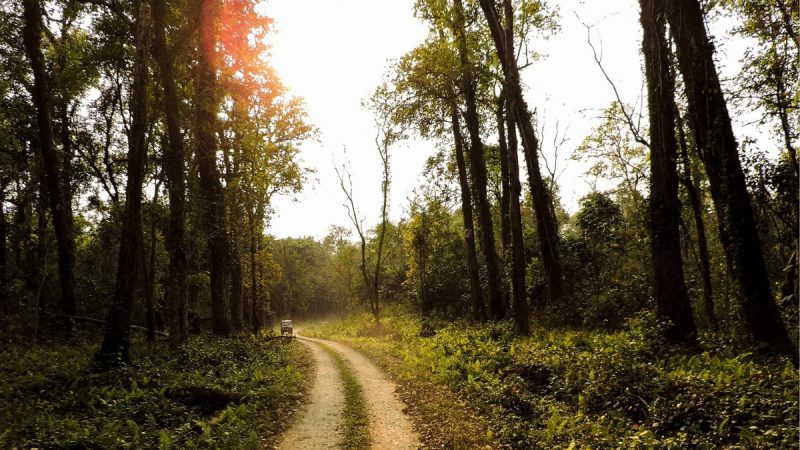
[575, 11, 650, 148]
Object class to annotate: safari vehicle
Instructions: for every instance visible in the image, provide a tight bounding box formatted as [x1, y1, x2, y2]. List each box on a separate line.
[280, 320, 294, 336]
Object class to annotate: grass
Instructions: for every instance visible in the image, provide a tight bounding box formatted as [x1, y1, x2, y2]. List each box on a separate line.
[0, 333, 311, 449]
[318, 342, 371, 450]
[305, 305, 799, 449]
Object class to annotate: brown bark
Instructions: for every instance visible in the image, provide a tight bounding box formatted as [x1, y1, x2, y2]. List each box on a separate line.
[665, 0, 794, 355]
[451, 108, 486, 320]
[478, 0, 564, 307]
[22, 0, 77, 339]
[196, 0, 232, 335]
[677, 112, 717, 331]
[641, 0, 696, 341]
[95, 0, 152, 368]
[453, 0, 505, 320]
[495, 93, 512, 312]
[502, 91, 530, 334]
[495, 96, 512, 268]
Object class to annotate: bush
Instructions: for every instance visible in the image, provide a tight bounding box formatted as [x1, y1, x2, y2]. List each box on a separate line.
[306, 306, 799, 449]
[0, 335, 310, 449]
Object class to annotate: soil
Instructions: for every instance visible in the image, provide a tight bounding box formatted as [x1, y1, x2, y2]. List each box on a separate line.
[278, 336, 421, 450]
[278, 338, 344, 449]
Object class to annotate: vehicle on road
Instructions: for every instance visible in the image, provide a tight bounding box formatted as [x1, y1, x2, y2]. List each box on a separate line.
[281, 320, 294, 336]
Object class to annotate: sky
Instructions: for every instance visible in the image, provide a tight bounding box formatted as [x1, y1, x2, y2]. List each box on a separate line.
[259, 0, 754, 240]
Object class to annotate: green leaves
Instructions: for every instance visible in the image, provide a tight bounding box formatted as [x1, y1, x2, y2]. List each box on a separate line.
[308, 306, 799, 449]
[1, 336, 309, 449]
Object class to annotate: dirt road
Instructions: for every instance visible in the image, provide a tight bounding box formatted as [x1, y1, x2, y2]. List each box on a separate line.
[278, 338, 344, 450]
[278, 336, 420, 450]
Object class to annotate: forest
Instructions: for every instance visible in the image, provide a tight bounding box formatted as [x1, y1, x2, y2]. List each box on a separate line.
[0, 0, 797, 448]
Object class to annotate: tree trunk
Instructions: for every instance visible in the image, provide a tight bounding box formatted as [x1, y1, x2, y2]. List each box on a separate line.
[665, 0, 794, 356]
[35, 185, 48, 320]
[248, 212, 260, 333]
[0, 183, 7, 321]
[676, 111, 717, 331]
[451, 109, 486, 320]
[95, 0, 152, 368]
[495, 95, 512, 274]
[144, 183, 161, 343]
[477, 0, 564, 307]
[503, 90, 530, 334]
[454, 0, 505, 320]
[152, 0, 188, 346]
[22, 0, 77, 339]
[229, 245, 243, 331]
[371, 135, 391, 325]
[222, 131, 244, 333]
[641, 0, 696, 342]
[196, 0, 231, 336]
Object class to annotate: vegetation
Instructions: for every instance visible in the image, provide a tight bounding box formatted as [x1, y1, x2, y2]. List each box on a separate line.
[0, 335, 309, 448]
[307, 306, 798, 449]
[0, 0, 796, 446]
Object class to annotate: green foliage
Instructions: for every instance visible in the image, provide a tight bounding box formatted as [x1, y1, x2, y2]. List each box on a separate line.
[307, 307, 798, 449]
[404, 192, 469, 316]
[0, 336, 309, 449]
[557, 192, 649, 328]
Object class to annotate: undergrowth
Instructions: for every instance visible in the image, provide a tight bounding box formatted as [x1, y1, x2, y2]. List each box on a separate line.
[0, 334, 310, 449]
[306, 305, 799, 449]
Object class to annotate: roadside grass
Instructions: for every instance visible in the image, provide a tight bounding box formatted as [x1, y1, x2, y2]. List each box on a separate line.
[0, 334, 311, 449]
[318, 342, 371, 450]
[305, 305, 799, 449]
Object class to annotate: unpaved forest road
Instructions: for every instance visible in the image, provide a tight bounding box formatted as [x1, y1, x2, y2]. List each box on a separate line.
[278, 336, 420, 450]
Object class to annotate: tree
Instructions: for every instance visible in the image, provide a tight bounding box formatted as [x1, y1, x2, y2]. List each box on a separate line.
[664, 0, 795, 356]
[375, 28, 487, 319]
[0, 180, 7, 320]
[22, 0, 77, 338]
[451, 109, 487, 320]
[676, 110, 717, 330]
[335, 121, 394, 325]
[95, 0, 152, 368]
[477, 0, 564, 307]
[640, 0, 696, 341]
[196, 0, 232, 335]
[452, 0, 505, 320]
[152, 0, 188, 346]
[499, 89, 529, 333]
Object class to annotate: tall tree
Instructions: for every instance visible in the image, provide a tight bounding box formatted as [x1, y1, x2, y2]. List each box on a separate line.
[453, 0, 505, 320]
[95, 0, 152, 368]
[22, 0, 77, 338]
[196, 0, 232, 335]
[451, 108, 486, 320]
[477, 0, 564, 307]
[0, 181, 7, 320]
[676, 111, 717, 330]
[664, 0, 794, 354]
[501, 89, 530, 334]
[495, 94, 512, 278]
[640, 0, 696, 341]
[152, 0, 189, 346]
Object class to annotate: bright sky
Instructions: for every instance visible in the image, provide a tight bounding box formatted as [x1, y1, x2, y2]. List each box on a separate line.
[261, 0, 754, 239]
